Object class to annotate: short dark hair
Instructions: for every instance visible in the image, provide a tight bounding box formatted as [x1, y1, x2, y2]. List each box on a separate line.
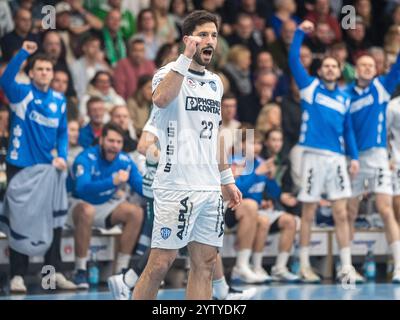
[87, 96, 104, 111]
[129, 38, 145, 51]
[182, 10, 219, 36]
[102, 122, 125, 138]
[222, 92, 237, 102]
[28, 53, 54, 70]
[265, 128, 283, 140]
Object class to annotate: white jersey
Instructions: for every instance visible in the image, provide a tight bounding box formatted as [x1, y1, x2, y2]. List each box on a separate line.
[151, 62, 224, 191]
[387, 96, 400, 165]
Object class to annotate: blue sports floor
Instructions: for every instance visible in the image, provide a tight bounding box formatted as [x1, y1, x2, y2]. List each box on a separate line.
[0, 283, 399, 300]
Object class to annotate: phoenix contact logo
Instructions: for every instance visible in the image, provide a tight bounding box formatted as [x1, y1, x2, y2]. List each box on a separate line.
[185, 96, 221, 115]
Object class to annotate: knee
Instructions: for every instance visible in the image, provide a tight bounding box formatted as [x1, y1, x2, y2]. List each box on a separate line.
[258, 215, 270, 231]
[333, 207, 348, 224]
[73, 203, 95, 225]
[121, 203, 144, 223]
[378, 203, 394, 222]
[237, 199, 258, 219]
[191, 253, 217, 275]
[280, 214, 296, 231]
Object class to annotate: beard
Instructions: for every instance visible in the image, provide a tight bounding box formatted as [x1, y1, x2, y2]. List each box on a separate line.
[192, 46, 214, 67]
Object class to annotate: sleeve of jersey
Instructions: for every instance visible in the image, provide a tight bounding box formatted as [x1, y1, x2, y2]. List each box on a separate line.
[0, 49, 30, 103]
[74, 157, 115, 198]
[288, 29, 314, 90]
[381, 52, 400, 94]
[128, 160, 143, 196]
[57, 102, 68, 160]
[152, 65, 170, 94]
[344, 109, 359, 160]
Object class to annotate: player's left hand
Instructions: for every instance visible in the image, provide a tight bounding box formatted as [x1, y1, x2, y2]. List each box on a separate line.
[52, 157, 67, 171]
[222, 183, 242, 210]
[349, 160, 360, 178]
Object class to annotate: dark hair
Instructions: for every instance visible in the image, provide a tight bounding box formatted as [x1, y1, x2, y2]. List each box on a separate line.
[129, 38, 145, 51]
[137, 74, 153, 90]
[155, 43, 176, 68]
[28, 53, 54, 70]
[82, 34, 101, 46]
[222, 91, 237, 101]
[320, 55, 341, 68]
[90, 70, 113, 86]
[87, 96, 104, 111]
[137, 9, 156, 32]
[265, 128, 283, 140]
[182, 10, 219, 36]
[169, 0, 189, 15]
[102, 122, 125, 138]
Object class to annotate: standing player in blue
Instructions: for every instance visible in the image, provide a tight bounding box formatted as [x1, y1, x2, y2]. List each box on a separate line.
[0, 41, 75, 292]
[289, 21, 361, 283]
[345, 45, 400, 283]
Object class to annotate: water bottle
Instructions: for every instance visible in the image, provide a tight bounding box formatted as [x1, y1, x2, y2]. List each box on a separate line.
[363, 244, 376, 281]
[290, 245, 300, 275]
[88, 250, 100, 287]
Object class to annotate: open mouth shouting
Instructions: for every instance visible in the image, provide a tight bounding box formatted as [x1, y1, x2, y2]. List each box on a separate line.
[201, 47, 214, 58]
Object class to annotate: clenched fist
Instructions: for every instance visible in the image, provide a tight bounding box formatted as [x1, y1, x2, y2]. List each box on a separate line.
[183, 35, 202, 59]
[22, 41, 38, 55]
[113, 170, 129, 186]
[298, 20, 315, 34]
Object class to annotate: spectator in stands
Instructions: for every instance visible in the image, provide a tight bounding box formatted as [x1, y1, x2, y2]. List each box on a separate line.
[154, 42, 180, 68]
[110, 105, 137, 154]
[68, 119, 83, 170]
[79, 70, 125, 120]
[329, 42, 356, 84]
[384, 25, 400, 63]
[0, 1, 14, 38]
[92, 0, 136, 40]
[101, 9, 126, 66]
[236, 0, 271, 35]
[0, 41, 76, 293]
[355, 0, 379, 46]
[0, 8, 39, 62]
[344, 17, 371, 64]
[219, 92, 241, 157]
[79, 96, 105, 148]
[51, 69, 79, 121]
[256, 103, 281, 136]
[368, 46, 387, 76]
[169, 0, 190, 37]
[238, 71, 278, 125]
[150, 0, 179, 44]
[71, 35, 110, 100]
[269, 19, 297, 75]
[10, 0, 45, 32]
[65, 0, 103, 32]
[114, 39, 155, 101]
[268, 0, 300, 41]
[41, 30, 77, 97]
[226, 13, 265, 67]
[132, 9, 163, 61]
[68, 122, 144, 288]
[304, 0, 342, 42]
[127, 75, 153, 136]
[280, 77, 301, 159]
[222, 45, 253, 97]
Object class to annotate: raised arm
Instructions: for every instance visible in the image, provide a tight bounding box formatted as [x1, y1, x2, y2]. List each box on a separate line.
[152, 36, 201, 108]
[0, 41, 37, 102]
[288, 21, 315, 90]
[381, 42, 400, 94]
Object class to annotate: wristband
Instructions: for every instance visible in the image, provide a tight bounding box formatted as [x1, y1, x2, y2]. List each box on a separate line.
[220, 168, 235, 185]
[171, 54, 192, 76]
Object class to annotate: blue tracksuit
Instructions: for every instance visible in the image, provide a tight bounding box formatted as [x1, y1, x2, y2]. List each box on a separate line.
[345, 54, 400, 152]
[289, 29, 358, 160]
[0, 49, 68, 167]
[71, 145, 143, 205]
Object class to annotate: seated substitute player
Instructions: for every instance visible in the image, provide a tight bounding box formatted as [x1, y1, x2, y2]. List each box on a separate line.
[227, 129, 300, 283]
[68, 122, 144, 289]
[132, 10, 242, 300]
[289, 20, 361, 283]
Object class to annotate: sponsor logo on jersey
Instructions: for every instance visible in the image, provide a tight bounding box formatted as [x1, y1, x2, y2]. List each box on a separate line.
[185, 96, 221, 115]
[187, 77, 197, 89]
[29, 110, 59, 128]
[160, 227, 172, 240]
[209, 81, 217, 92]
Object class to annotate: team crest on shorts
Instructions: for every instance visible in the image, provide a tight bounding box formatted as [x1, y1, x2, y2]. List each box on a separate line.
[160, 227, 172, 240]
[209, 81, 217, 92]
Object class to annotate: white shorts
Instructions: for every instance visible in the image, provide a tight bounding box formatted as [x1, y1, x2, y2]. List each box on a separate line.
[258, 209, 284, 225]
[298, 151, 351, 202]
[351, 148, 392, 197]
[66, 197, 125, 229]
[151, 189, 224, 249]
[392, 164, 400, 196]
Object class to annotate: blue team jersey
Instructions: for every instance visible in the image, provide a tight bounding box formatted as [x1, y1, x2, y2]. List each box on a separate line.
[345, 54, 400, 152]
[289, 29, 358, 160]
[0, 49, 68, 168]
[71, 145, 143, 205]
[234, 157, 280, 205]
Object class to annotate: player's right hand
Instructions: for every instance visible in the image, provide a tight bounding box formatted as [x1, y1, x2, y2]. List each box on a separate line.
[183, 35, 202, 59]
[113, 170, 129, 185]
[22, 41, 38, 55]
[299, 20, 314, 34]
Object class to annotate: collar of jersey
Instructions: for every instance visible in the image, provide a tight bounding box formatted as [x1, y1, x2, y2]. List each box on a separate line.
[188, 69, 205, 76]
